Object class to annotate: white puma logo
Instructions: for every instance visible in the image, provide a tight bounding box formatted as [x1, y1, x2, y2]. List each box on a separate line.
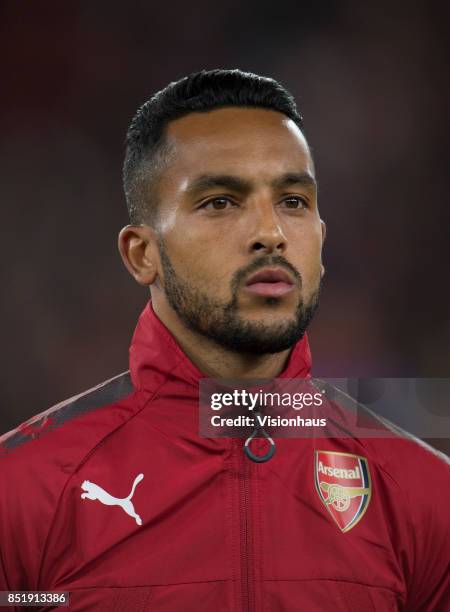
[81, 473, 144, 525]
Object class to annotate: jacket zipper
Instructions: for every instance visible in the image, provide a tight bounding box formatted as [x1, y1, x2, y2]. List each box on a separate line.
[239, 441, 254, 612]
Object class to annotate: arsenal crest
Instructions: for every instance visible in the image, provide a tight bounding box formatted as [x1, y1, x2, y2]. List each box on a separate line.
[315, 450, 371, 532]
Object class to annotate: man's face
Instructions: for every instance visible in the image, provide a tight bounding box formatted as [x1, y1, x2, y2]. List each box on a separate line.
[152, 107, 325, 354]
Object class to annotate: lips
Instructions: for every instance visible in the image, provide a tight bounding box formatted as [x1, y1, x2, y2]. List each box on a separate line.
[244, 267, 295, 297]
[246, 268, 294, 286]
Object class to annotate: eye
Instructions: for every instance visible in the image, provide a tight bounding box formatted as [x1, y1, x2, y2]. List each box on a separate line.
[281, 196, 308, 209]
[201, 197, 236, 210]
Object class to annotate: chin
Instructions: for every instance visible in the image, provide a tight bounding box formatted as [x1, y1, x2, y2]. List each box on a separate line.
[241, 304, 298, 324]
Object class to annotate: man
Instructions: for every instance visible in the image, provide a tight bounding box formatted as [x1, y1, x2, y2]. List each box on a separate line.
[0, 70, 448, 611]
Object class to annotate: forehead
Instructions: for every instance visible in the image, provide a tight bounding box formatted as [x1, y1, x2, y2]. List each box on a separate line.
[162, 107, 314, 182]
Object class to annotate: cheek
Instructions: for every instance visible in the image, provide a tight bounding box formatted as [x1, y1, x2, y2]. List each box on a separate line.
[289, 230, 323, 284]
[164, 233, 233, 289]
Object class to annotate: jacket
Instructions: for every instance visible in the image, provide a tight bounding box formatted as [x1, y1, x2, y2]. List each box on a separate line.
[0, 301, 449, 611]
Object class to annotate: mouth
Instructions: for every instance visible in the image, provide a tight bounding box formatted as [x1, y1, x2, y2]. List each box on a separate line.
[244, 267, 296, 298]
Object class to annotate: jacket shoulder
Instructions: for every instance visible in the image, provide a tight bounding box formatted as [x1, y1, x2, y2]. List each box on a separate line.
[1, 370, 136, 456]
[0, 371, 143, 589]
[362, 418, 449, 480]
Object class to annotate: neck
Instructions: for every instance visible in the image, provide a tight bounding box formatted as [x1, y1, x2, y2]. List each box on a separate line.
[152, 295, 292, 379]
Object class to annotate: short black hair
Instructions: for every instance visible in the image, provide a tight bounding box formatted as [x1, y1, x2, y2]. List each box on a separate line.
[123, 69, 304, 225]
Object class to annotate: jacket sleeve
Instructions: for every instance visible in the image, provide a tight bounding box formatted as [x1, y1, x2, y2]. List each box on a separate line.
[402, 446, 450, 610]
[0, 551, 20, 612]
[0, 551, 10, 589]
[0, 441, 68, 590]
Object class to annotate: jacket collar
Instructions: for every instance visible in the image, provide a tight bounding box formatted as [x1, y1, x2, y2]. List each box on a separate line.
[130, 301, 312, 392]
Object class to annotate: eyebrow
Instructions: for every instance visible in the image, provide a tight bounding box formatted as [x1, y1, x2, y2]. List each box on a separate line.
[186, 172, 317, 196]
[271, 172, 317, 190]
[186, 174, 253, 196]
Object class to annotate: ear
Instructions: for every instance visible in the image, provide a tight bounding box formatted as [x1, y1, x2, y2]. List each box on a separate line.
[118, 225, 158, 286]
[320, 219, 326, 279]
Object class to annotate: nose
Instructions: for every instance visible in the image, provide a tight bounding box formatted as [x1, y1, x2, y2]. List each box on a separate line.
[247, 201, 287, 255]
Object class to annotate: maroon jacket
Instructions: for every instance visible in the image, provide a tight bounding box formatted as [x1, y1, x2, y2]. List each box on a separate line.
[0, 301, 448, 611]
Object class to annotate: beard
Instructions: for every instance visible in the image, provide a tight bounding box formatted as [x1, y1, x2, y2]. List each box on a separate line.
[157, 238, 321, 355]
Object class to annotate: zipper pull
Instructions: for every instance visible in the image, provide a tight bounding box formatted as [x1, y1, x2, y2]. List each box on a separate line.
[243, 411, 276, 463]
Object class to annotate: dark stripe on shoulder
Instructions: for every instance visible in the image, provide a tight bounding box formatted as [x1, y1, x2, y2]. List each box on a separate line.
[1, 371, 134, 453]
[311, 378, 450, 465]
[313, 378, 450, 466]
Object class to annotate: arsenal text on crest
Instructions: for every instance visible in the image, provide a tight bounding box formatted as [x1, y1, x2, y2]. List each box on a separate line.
[318, 461, 360, 480]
